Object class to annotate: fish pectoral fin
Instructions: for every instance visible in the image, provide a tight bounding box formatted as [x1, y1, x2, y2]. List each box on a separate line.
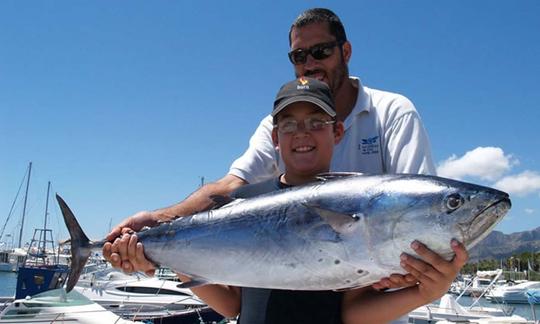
[315, 172, 364, 182]
[332, 282, 370, 292]
[208, 194, 235, 209]
[303, 203, 359, 234]
[177, 277, 212, 289]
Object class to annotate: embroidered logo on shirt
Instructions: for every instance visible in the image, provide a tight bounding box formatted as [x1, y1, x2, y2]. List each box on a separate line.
[359, 136, 379, 155]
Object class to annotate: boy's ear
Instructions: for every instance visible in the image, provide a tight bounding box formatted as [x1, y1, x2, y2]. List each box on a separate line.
[334, 121, 345, 144]
[271, 127, 280, 149]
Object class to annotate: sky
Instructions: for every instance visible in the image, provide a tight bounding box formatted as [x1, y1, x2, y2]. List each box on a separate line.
[1, 1, 539, 245]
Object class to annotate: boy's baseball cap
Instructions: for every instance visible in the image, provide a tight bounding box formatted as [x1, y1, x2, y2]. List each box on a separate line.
[272, 77, 336, 118]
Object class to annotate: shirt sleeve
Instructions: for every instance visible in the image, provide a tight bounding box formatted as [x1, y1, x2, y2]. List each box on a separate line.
[383, 99, 436, 175]
[228, 115, 281, 184]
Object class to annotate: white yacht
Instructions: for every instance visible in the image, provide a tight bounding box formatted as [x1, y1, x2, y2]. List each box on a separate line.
[0, 249, 26, 272]
[486, 281, 540, 304]
[0, 288, 141, 323]
[74, 267, 224, 322]
[408, 294, 528, 323]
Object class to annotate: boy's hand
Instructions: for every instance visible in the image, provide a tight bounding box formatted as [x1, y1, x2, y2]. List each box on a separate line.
[400, 239, 468, 303]
[103, 211, 158, 274]
[371, 273, 418, 291]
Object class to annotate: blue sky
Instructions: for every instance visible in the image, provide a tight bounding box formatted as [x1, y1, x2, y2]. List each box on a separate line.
[1, 1, 539, 244]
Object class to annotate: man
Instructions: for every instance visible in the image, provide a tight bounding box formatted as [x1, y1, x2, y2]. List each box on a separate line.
[104, 8, 445, 291]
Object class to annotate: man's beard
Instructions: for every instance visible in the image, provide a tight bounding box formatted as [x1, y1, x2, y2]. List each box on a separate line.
[330, 61, 349, 96]
[297, 60, 349, 96]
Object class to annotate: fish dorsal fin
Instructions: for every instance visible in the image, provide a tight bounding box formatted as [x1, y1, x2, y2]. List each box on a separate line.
[208, 194, 235, 209]
[316, 172, 364, 181]
[303, 203, 360, 234]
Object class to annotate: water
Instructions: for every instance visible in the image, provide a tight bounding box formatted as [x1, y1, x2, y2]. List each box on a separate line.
[0, 271, 17, 297]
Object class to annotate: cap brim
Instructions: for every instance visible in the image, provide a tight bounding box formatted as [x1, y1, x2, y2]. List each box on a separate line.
[272, 96, 336, 118]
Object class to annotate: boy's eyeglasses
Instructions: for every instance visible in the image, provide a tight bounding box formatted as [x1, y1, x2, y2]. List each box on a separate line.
[275, 117, 335, 134]
[288, 41, 342, 65]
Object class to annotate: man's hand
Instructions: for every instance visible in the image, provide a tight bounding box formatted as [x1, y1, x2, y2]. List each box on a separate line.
[103, 210, 158, 274]
[400, 239, 468, 303]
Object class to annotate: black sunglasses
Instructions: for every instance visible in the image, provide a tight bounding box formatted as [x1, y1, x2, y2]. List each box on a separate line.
[288, 41, 342, 65]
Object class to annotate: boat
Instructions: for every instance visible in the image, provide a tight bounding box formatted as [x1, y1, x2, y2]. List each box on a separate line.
[0, 288, 141, 323]
[74, 266, 225, 322]
[486, 281, 540, 304]
[432, 318, 532, 323]
[0, 250, 14, 272]
[0, 163, 32, 273]
[408, 293, 529, 323]
[0, 179, 139, 323]
[450, 270, 504, 298]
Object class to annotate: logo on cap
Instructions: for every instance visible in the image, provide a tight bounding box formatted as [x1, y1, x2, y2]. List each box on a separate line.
[297, 77, 309, 90]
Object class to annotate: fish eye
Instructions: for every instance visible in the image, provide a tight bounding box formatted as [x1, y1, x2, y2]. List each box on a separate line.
[445, 194, 464, 210]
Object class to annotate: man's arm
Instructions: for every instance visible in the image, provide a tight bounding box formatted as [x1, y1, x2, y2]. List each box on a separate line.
[342, 240, 468, 324]
[103, 174, 247, 272]
[382, 96, 436, 175]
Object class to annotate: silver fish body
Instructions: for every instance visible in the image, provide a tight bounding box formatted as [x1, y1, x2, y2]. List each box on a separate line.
[58, 173, 510, 292]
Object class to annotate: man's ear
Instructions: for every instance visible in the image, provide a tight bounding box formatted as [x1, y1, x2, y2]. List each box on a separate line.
[342, 41, 352, 64]
[334, 121, 345, 144]
[272, 127, 280, 150]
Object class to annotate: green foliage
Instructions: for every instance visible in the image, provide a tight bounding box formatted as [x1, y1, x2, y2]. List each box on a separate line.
[461, 252, 540, 281]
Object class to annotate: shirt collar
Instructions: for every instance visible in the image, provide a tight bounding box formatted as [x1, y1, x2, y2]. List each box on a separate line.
[343, 77, 371, 130]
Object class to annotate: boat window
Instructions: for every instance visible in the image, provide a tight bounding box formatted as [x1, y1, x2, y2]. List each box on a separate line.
[115, 286, 191, 296]
[0, 252, 8, 263]
[21, 288, 94, 307]
[1, 308, 41, 320]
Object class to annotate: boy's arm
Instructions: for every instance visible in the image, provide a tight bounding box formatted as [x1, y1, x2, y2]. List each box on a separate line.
[342, 240, 468, 324]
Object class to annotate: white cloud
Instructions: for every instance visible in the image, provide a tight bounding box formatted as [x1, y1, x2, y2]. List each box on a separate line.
[493, 170, 540, 196]
[437, 147, 516, 181]
[524, 208, 535, 214]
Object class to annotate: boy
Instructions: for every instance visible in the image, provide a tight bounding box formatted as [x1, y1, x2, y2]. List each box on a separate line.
[175, 77, 467, 323]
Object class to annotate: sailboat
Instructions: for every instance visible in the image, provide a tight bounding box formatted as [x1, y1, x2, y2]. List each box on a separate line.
[0, 162, 32, 273]
[14, 179, 70, 299]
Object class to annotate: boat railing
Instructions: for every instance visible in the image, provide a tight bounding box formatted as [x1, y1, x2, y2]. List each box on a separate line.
[468, 269, 503, 307]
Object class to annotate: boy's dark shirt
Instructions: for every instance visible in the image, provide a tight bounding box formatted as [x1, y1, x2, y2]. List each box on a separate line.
[231, 177, 343, 324]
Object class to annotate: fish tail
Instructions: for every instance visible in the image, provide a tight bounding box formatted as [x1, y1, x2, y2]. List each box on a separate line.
[56, 194, 93, 292]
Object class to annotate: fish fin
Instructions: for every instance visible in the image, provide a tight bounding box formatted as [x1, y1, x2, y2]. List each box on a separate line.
[177, 278, 211, 289]
[332, 282, 369, 292]
[303, 203, 359, 234]
[316, 172, 364, 181]
[56, 194, 93, 293]
[208, 194, 235, 209]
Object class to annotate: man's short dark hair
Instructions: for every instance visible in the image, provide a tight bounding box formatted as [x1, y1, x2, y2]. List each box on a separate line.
[288, 8, 348, 46]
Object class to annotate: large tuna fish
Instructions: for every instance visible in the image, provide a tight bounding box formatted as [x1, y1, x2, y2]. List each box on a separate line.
[57, 173, 510, 292]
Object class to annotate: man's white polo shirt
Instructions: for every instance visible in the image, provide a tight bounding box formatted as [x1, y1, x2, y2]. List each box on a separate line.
[229, 77, 435, 184]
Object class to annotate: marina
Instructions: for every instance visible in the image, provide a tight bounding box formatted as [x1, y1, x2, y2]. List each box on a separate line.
[2, 271, 540, 323]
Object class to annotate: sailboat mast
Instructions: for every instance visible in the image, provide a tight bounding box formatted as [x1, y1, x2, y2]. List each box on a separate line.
[18, 162, 32, 249]
[43, 181, 50, 231]
[41, 181, 51, 253]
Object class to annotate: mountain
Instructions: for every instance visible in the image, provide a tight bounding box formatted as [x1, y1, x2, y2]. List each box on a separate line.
[469, 226, 540, 262]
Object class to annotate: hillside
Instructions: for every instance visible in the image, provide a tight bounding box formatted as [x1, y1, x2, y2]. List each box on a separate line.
[469, 226, 540, 261]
